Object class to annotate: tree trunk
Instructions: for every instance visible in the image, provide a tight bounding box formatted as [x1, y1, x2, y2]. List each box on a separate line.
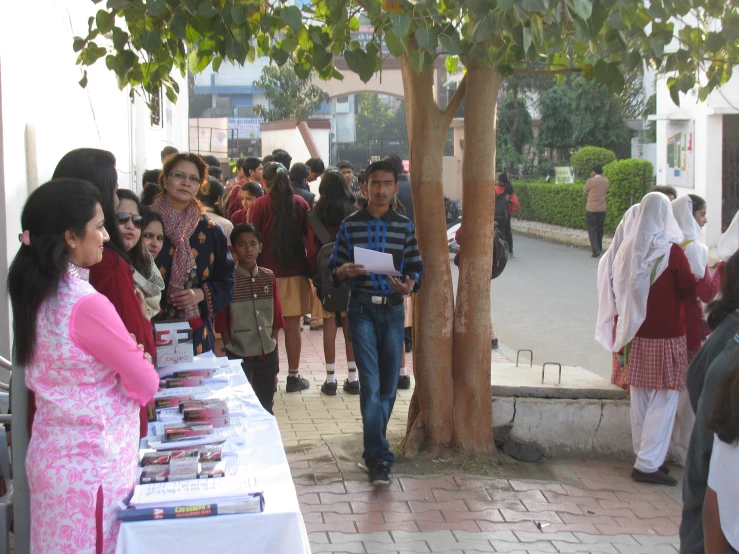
[451, 64, 503, 454]
[398, 55, 455, 456]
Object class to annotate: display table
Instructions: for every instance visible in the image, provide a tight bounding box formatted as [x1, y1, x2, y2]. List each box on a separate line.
[115, 359, 311, 554]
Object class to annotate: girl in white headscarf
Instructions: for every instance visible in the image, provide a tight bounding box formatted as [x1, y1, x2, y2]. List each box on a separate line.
[671, 194, 721, 360]
[612, 192, 697, 486]
[595, 204, 639, 391]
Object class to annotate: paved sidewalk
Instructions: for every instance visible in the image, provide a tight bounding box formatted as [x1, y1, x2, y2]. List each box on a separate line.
[275, 326, 683, 553]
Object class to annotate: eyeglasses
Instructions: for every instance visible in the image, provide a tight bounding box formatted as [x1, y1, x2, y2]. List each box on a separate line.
[169, 171, 202, 184]
[116, 212, 143, 228]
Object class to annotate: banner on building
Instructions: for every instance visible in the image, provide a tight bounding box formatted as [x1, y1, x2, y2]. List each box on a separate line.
[228, 118, 264, 139]
[666, 120, 694, 188]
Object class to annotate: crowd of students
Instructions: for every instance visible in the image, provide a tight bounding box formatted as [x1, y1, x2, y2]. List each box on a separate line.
[7, 145, 424, 551]
[597, 183, 739, 552]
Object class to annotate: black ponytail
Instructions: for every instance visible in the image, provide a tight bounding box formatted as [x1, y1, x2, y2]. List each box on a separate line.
[8, 179, 100, 366]
[263, 162, 296, 268]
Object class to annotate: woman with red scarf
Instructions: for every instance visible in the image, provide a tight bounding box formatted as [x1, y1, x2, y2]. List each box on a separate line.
[154, 153, 235, 355]
[495, 172, 520, 257]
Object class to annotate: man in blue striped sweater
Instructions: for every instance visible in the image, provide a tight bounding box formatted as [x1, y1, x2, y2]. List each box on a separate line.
[329, 159, 424, 487]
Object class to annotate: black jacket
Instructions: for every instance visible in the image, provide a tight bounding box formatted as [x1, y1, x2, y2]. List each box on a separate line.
[292, 181, 315, 209]
[396, 174, 414, 224]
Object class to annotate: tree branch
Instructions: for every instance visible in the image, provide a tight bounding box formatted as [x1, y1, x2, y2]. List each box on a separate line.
[441, 72, 467, 129]
[512, 68, 583, 76]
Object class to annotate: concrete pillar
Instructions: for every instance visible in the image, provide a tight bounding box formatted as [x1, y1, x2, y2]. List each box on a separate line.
[695, 114, 723, 247]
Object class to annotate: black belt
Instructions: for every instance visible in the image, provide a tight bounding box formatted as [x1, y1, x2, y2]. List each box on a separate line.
[350, 290, 405, 306]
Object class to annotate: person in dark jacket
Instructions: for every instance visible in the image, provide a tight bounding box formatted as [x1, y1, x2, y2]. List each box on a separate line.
[679, 251, 739, 553]
[290, 163, 316, 209]
[385, 154, 414, 224]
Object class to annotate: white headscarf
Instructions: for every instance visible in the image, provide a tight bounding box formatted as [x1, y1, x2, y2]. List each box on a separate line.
[671, 195, 708, 279]
[595, 204, 639, 351]
[612, 193, 684, 352]
[717, 210, 739, 262]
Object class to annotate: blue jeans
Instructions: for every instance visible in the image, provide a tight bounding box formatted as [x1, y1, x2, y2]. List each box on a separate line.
[347, 297, 405, 468]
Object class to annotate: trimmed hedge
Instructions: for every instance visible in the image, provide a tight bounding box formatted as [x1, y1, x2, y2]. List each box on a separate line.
[602, 158, 653, 232]
[513, 158, 653, 234]
[570, 146, 616, 180]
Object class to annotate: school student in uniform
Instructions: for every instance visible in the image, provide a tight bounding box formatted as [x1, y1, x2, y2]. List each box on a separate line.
[215, 224, 284, 414]
[612, 192, 696, 486]
[329, 159, 424, 487]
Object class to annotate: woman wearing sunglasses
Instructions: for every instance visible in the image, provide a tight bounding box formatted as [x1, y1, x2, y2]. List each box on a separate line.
[53, 148, 156, 438]
[153, 152, 235, 355]
[117, 189, 165, 319]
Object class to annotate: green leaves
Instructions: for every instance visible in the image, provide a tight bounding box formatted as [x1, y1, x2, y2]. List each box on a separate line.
[344, 43, 380, 82]
[281, 5, 302, 32]
[570, 0, 592, 21]
[389, 13, 411, 37]
[414, 24, 440, 52]
[445, 55, 459, 73]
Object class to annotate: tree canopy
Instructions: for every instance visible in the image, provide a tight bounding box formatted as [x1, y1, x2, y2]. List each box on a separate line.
[571, 78, 631, 150]
[252, 62, 329, 121]
[538, 84, 574, 155]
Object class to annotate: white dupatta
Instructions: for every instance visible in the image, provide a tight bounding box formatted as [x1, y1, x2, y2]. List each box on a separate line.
[671, 195, 708, 279]
[717, 210, 739, 262]
[612, 193, 684, 352]
[595, 204, 639, 351]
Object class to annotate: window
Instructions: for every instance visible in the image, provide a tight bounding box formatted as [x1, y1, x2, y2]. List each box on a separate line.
[150, 87, 162, 127]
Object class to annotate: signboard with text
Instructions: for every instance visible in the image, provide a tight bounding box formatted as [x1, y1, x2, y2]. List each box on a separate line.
[228, 118, 264, 139]
[666, 120, 694, 188]
[555, 166, 575, 184]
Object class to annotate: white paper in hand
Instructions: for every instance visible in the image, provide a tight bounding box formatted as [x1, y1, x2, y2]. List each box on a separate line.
[354, 247, 402, 277]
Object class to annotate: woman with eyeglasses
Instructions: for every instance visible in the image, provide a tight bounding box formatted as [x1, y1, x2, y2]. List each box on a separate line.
[116, 189, 165, 319]
[153, 152, 235, 355]
[53, 148, 157, 438]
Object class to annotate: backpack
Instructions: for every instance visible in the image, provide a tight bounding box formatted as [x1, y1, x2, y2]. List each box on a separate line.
[308, 210, 351, 313]
[453, 222, 509, 280]
[494, 192, 510, 220]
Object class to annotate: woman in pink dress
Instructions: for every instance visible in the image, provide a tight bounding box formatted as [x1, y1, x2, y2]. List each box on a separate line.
[7, 179, 160, 554]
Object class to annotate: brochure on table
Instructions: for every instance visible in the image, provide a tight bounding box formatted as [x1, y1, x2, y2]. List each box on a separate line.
[119, 352, 272, 520]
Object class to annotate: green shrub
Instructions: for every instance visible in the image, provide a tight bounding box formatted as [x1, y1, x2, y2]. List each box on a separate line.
[603, 158, 653, 232]
[570, 146, 616, 180]
[513, 180, 588, 230]
[513, 157, 653, 234]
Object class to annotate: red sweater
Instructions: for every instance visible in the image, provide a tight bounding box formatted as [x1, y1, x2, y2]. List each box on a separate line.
[636, 244, 697, 339]
[230, 208, 248, 226]
[682, 264, 722, 350]
[250, 193, 310, 278]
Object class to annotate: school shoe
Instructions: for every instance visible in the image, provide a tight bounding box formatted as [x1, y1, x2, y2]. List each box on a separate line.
[321, 380, 338, 396]
[285, 374, 310, 393]
[592, 251, 602, 258]
[369, 462, 392, 487]
[631, 468, 677, 486]
[659, 464, 670, 475]
[491, 339, 499, 350]
[343, 379, 360, 395]
[397, 375, 411, 389]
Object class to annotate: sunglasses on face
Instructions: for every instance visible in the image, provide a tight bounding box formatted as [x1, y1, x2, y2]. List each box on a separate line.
[116, 212, 143, 228]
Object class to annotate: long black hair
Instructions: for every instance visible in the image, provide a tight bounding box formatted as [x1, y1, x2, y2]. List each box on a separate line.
[52, 148, 127, 259]
[116, 189, 149, 277]
[263, 162, 296, 268]
[708, 355, 739, 444]
[8, 179, 101, 366]
[316, 170, 357, 227]
[707, 250, 739, 330]
[498, 172, 514, 194]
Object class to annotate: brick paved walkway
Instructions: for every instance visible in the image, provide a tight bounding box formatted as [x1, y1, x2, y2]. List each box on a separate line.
[275, 325, 683, 553]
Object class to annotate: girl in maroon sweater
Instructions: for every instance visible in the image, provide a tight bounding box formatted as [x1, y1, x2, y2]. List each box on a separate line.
[251, 162, 311, 392]
[612, 192, 696, 486]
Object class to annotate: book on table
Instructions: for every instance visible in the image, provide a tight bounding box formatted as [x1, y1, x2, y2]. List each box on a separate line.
[117, 494, 265, 521]
[129, 474, 261, 509]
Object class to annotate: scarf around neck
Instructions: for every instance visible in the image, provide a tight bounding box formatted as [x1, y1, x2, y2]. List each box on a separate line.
[153, 196, 201, 319]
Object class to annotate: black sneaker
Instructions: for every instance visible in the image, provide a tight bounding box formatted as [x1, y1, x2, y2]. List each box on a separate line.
[659, 463, 670, 475]
[321, 380, 337, 396]
[285, 374, 310, 393]
[343, 379, 360, 394]
[369, 462, 392, 487]
[631, 468, 677, 486]
[491, 338, 499, 350]
[303, 316, 311, 326]
[397, 375, 411, 390]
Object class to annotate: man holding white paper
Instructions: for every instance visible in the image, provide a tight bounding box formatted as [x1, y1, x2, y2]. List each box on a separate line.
[329, 159, 424, 487]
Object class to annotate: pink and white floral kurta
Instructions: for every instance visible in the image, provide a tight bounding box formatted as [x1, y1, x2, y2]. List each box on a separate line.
[25, 266, 159, 554]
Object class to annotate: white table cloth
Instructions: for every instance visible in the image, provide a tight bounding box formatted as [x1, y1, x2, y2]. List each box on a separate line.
[116, 360, 311, 554]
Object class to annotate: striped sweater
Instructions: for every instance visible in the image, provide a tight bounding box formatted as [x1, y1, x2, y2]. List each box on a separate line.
[328, 206, 424, 296]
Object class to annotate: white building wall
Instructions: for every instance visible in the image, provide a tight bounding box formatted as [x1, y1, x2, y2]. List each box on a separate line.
[0, 0, 189, 356]
[654, 72, 739, 248]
